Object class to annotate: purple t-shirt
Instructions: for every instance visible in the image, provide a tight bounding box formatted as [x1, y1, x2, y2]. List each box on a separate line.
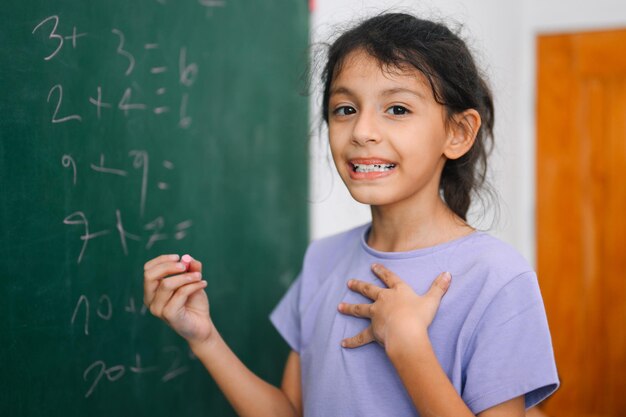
[270, 224, 559, 416]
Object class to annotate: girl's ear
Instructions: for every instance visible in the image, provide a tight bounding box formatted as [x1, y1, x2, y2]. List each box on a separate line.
[444, 109, 481, 160]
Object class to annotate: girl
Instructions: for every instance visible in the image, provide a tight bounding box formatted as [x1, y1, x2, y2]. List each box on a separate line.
[143, 13, 559, 417]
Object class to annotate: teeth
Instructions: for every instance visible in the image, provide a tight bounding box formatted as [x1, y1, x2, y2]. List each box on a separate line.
[353, 163, 396, 173]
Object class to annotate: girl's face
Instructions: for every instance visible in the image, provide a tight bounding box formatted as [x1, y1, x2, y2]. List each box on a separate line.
[327, 50, 454, 210]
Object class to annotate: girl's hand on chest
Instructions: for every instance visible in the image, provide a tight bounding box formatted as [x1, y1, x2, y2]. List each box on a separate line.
[337, 263, 451, 350]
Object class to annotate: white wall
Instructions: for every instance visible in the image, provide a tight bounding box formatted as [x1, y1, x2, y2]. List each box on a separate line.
[309, 0, 626, 265]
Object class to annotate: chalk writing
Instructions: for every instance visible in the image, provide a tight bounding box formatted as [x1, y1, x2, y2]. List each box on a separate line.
[34, 17, 201, 128]
[129, 150, 149, 218]
[116, 209, 141, 256]
[62, 154, 77, 185]
[47, 84, 82, 123]
[111, 29, 135, 76]
[30, 7, 217, 401]
[88, 86, 111, 119]
[83, 360, 125, 398]
[179, 92, 192, 129]
[90, 154, 128, 176]
[130, 354, 158, 374]
[70, 294, 112, 336]
[71, 295, 90, 335]
[71, 293, 154, 336]
[71, 293, 149, 336]
[124, 296, 148, 315]
[198, 0, 226, 7]
[63, 211, 111, 264]
[97, 295, 113, 320]
[179, 47, 199, 87]
[65, 26, 88, 48]
[64, 210, 191, 263]
[60, 149, 192, 262]
[161, 346, 189, 382]
[32, 15, 65, 61]
[83, 346, 195, 398]
[118, 87, 147, 116]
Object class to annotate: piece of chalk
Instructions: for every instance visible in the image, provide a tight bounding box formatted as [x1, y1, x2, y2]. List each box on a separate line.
[181, 254, 193, 271]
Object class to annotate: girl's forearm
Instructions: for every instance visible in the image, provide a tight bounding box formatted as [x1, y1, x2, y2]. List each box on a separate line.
[386, 330, 475, 417]
[189, 331, 298, 417]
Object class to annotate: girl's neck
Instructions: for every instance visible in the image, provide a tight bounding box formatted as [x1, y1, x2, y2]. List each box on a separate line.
[367, 198, 474, 253]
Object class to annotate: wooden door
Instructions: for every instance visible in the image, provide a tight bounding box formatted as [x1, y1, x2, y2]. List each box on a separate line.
[537, 29, 626, 417]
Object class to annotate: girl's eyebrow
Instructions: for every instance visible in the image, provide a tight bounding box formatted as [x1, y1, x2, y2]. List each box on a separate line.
[328, 86, 354, 98]
[381, 87, 426, 100]
[329, 86, 426, 100]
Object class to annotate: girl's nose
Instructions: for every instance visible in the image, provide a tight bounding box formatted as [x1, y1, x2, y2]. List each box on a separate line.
[351, 110, 381, 146]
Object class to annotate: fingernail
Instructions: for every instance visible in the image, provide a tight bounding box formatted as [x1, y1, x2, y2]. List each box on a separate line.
[170, 254, 180, 260]
[337, 303, 344, 311]
[347, 280, 353, 287]
[442, 272, 452, 283]
[341, 340, 347, 347]
[176, 263, 186, 270]
[194, 272, 202, 279]
[371, 263, 379, 271]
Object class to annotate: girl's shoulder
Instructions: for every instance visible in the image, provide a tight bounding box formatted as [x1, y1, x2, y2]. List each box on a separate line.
[465, 231, 531, 260]
[444, 232, 540, 311]
[464, 232, 535, 279]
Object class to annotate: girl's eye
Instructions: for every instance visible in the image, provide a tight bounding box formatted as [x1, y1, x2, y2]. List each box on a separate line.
[333, 106, 356, 116]
[386, 105, 409, 116]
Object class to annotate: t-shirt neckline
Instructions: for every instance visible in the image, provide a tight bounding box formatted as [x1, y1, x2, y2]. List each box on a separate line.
[359, 223, 482, 260]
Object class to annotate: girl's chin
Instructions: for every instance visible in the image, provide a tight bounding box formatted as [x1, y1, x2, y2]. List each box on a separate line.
[345, 189, 393, 206]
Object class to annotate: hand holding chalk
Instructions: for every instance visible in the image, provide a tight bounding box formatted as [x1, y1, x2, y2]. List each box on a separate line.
[143, 253, 213, 345]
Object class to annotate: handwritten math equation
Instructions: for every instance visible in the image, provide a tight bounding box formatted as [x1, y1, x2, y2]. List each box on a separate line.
[62, 148, 197, 398]
[61, 150, 193, 264]
[29, 9, 218, 399]
[32, 14, 207, 128]
[71, 292, 197, 398]
[82, 346, 196, 398]
[82, 346, 197, 398]
[61, 150, 196, 397]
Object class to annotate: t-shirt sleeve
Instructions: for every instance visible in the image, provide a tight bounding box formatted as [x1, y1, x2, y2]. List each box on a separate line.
[462, 272, 560, 413]
[269, 273, 303, 353]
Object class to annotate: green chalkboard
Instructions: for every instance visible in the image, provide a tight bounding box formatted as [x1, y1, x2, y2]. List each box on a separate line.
[0, 1, 309, 415]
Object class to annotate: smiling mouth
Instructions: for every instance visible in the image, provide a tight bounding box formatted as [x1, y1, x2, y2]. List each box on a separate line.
[351, 163, 396, 173]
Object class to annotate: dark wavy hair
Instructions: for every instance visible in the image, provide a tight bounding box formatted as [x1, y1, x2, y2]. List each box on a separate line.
[321, 13, 495, 221]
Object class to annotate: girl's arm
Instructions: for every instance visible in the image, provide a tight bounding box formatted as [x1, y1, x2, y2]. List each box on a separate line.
[338, 264, 525, 417]
[143, 254, 301, 417]
[190, 337, 301, 417]
[386, 327, 524, 417]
